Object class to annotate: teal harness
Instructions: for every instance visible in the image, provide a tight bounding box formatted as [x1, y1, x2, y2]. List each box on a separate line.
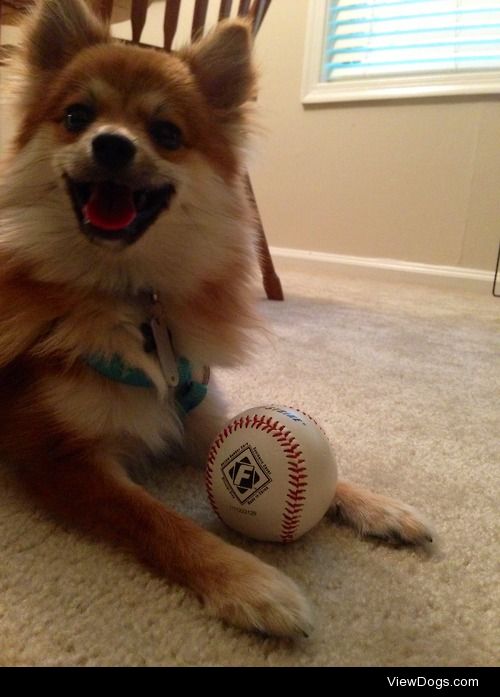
[85, 353, 208, 416]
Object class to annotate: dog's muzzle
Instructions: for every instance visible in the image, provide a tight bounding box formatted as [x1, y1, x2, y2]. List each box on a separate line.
[64, 175, 175, 246]
[64, 132, 175, 246]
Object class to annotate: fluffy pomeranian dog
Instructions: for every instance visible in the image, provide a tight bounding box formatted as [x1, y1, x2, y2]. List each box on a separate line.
[0, 0, 433, 637]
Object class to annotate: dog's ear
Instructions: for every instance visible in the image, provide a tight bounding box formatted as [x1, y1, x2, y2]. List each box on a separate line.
[24, 0, 109, 72]
[183, 20, 256, 111]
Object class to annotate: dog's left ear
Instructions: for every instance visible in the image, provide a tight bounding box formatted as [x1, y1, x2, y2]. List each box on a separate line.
[24, 0, 109, 72]
[183, 19, 256, 111]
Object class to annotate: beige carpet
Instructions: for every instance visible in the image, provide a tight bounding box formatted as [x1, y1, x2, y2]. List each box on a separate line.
[0, 259, 498, 666]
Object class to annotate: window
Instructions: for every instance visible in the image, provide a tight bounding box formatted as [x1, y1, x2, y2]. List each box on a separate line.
[302, 0, 500, 102]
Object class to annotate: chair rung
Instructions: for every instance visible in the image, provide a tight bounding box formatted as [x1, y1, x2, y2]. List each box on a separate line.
[191, 0, 209, 40]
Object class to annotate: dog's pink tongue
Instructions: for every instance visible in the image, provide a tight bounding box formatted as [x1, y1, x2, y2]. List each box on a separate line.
[84, 183, 136, 231]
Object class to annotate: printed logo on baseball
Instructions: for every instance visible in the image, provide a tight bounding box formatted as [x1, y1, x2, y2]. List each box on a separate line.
[205, 405, 338, 543]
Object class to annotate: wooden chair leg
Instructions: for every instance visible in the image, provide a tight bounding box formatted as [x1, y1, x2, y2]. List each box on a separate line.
[131, 0, 148, 43]
[245, 173, 284, 301]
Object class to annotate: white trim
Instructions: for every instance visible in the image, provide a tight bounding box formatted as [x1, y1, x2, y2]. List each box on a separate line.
[302, 0, 330, 104]
[303, 70, 500, 104]
[271, 246, 494, 287]
[302, 0, 500, 104]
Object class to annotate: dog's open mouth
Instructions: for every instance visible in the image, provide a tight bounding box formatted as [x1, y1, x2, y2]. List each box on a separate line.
[65, 176, 175, 245]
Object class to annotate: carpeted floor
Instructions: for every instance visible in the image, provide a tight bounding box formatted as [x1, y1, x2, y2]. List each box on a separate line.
[0, 259, 498, 666]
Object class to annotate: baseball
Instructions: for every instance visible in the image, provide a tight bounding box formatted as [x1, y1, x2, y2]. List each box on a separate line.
[205, 405, 338, 542]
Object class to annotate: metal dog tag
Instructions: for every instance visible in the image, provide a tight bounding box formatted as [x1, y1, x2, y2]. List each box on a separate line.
[150, 317, 179, 388]
[149, 293, 178, 388]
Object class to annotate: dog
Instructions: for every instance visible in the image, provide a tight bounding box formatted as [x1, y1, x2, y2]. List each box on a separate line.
[0, 0, 433, 638]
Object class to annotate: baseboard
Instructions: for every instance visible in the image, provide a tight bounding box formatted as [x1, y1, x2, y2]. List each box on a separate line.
[270, 247, 495, 291]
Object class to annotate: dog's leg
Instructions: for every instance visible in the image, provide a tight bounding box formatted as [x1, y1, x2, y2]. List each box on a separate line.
[180, 380, 229, 467]
[329, 480, 434, 545]
[20, 441, 312, 638]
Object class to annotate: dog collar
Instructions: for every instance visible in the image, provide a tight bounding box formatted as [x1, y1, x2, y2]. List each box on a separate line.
[85, 353, 208, 415]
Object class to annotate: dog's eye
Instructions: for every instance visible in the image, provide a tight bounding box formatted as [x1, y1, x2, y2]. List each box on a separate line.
[150, 121, 183, 151]
[64, 104, 95, 133]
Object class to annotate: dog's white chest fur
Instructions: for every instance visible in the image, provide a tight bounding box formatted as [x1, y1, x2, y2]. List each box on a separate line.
[37, 301, 183, 454]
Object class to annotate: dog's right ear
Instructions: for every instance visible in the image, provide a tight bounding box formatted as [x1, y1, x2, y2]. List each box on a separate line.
[24, 0, 109, 72]
[183, 19, 256, 111]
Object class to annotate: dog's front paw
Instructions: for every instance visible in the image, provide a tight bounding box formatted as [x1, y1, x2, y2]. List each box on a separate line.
[331, 481, 434, 546]
[199, 545, 313, 638]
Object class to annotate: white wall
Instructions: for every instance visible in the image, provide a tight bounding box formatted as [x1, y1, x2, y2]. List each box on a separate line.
[250, 0, 500, 272]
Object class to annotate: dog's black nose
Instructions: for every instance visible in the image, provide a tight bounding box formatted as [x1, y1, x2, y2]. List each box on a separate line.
[92, 133, 136, 169]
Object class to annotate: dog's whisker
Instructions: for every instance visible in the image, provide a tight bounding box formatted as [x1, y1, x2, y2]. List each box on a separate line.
[182, 202, 244, 226]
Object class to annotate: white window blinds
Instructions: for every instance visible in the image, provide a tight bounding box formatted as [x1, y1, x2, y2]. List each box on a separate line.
[324, 0, 500, 82]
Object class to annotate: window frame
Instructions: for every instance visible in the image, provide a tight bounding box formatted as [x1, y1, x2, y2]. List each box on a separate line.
[302, 0, 500, 104]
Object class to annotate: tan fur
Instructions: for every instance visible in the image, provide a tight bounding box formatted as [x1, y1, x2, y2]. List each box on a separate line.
[0, 0, 432, 638]
[330, 481, 434, 545]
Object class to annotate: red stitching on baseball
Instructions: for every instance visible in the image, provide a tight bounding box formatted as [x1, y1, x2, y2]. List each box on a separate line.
[206, 409, 310, 543]
[286, 491, 306, 501]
